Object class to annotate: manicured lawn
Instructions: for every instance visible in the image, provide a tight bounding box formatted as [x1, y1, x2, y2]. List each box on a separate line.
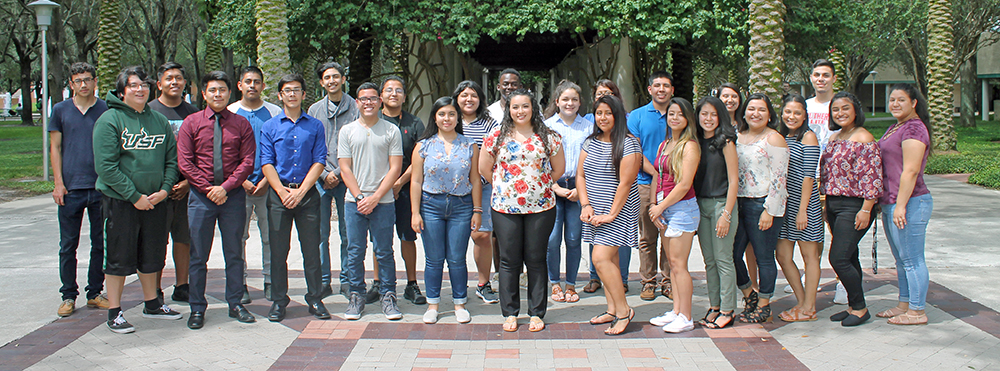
[0, 124, 53, 193]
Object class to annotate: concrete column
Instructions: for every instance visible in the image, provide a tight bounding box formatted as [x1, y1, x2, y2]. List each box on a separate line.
[984, 79, 991, 121]
[886, 84, 892, 114]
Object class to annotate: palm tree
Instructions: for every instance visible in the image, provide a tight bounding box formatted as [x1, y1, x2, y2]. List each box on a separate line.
[829, 48, 846, 92]
[96, 0, 122, 96]
[747, 0, 785, 103]
[254, 0, 291, 102]
[926, 0, 957, 151]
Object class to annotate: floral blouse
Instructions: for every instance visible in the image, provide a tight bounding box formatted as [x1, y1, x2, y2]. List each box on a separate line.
[737, 132, 789, 217]
[418, 134, 475, 196]
[483, 128, 563, 214]
[820, 139, 883, 200]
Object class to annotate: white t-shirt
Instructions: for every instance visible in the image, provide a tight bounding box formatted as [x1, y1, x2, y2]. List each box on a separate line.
[227, 100, 281, 116]
[487, 100, 504, 125]
[806, 97, 839, 153]
[337, 118, 403, 204]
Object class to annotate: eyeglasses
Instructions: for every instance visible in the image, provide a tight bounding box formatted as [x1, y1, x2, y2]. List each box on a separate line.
[357, 96, 380, 103]
[127, 83, 150, 90]
[382, 88, 405, 95]
[281, 88, 303, 95]
[72, 77, 94, 85]
[595, 90, 613, 97]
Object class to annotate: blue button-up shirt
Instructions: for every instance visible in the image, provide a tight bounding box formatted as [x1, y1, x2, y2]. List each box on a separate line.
[259, 111, 327, 184]
[627, 101, 671, 184]
[544, 114, 592, 179]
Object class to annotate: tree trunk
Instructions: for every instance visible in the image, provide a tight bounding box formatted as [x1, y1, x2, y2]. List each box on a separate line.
[670, 43, 695, 103]
[829, 48, 846, 93]
[19, 58, 33, 126]
[747, 0, 786, 104]
[48, 7, 65, 105]
[254, 0, 291, 102]
[926, 0, 957, 151]
[96, 0, 122, 96]
[959, 57, 977, 127]
[349, 27, 374, 87]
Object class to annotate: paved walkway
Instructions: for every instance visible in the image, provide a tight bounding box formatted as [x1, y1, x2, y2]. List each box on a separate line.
[1, 175, 999, 370]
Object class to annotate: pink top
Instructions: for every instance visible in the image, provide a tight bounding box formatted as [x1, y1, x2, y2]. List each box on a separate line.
[655, 141, 696, 202]
[878, 118, 930, 205]
[820, 139, 883, 200]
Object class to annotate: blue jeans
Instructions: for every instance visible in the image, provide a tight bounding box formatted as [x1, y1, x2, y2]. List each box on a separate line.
[547, 197, 582, 285]
[883, 193, 933, 310]
[733, 197, 782, 299]
[420, 193, 473, 304]
[344, 201, 396, 295]
[318, 183, 347, 286]
[588, 244, 630, 284]
[58, 189, 104, 300]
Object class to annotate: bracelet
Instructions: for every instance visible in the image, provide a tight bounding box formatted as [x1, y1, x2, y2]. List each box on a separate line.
[581, 204, 592, 209]
[860, 209, 870, 214]
[473, 210, 483, 214]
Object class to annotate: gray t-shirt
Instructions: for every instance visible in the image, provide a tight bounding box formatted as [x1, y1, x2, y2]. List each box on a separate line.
[338, 118, 402, 204]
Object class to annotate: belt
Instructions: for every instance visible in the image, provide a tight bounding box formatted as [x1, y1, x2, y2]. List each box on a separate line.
[283, 182, 302, 189]
[556, 177, 576, 189]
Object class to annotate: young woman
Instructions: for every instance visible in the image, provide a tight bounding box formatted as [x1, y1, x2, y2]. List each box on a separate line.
[578, 95, 641, 335]
[820, 92, 882, 327]
[692, 96, 739, 329]
[543, 80, 592, 303]
[480, 89, 565, 332]
[877, 83, 932, 325]
[715, 83, 758, 292]
[453, 80, 501, 304]
[733, 93, 788, 324]
[775, 94, 824, 322]
[646, 98, 701, 333]
[410, 97, 482, 324]
[582, 79, 630, 294]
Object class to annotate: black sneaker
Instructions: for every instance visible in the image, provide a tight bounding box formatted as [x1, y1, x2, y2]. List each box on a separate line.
[404, 282, 427, 305]
[142, 304, 183, 320]
[365, 280, 381, 304]
[476, 282, 499, 304]
[107, 312, 135, 334]
[171, 284, 189, 302]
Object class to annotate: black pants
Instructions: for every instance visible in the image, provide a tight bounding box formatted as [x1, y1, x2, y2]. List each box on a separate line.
[267, 187, 322, 307]
[58, 189, 104, 300]
[187, 189, 247, 312]
[825, 196, 874, 310]
[492, 208, 556, 318]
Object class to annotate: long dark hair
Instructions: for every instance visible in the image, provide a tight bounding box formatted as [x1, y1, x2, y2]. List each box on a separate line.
[779, 93, 810, 141]
[889, 83, 933, 149]
[452, 80, 489, 122]
[492, 89, 555, 157]
[828, 91, 865, 131]
[420, 97, 462, 141]
[736, 93, 778, 132]
[587, 95, 630, 180]
[695, 96, 736, 152]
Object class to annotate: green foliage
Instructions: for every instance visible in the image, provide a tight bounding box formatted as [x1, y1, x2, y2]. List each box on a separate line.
[0, 125, 52, 193]
[968, 164, 1000, 189]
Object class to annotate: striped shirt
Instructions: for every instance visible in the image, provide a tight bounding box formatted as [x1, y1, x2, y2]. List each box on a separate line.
[544, 114, 593, 179]
[462, 116, 498, 147]
[778, 134, 824, 242]
[581, 137, 641, 249]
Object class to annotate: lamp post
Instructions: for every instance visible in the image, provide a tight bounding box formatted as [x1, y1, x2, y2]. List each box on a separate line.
[869, 70, 878, 115]
[27, 0, 59, 182]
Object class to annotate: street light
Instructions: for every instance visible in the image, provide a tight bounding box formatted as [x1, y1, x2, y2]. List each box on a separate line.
[27, 0, 59, 182]
[869, 70, 878, 115]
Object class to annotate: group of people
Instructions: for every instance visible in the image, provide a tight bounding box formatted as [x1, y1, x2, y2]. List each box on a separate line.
[50, 58, 933, 336]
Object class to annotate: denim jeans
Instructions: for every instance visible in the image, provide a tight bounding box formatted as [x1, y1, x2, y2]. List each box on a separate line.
[883, 193, 932, 310]
[420, 193, 473, 304]
[344, 201, 396, 295]
[547, 196, 582, 285]
[588, 244, 630, 284]
[188, 189, 246, 311]
[318, 182, 347, 286]
[58, 189, 104, 300]
[733, 197, 782, 299]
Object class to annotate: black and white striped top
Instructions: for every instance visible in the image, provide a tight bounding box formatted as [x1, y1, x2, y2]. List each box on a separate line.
[462, 116, 499, 147]
[779, 135, 824, 242]
[581, 136, 641, 249]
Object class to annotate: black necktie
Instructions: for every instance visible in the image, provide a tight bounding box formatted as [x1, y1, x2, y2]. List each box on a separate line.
[213, 113, 223, 186]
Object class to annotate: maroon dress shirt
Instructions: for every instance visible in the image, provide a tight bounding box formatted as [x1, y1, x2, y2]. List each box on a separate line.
[177, 108, 256, 194]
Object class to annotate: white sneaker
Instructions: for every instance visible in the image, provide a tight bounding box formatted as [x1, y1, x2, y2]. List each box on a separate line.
[834, 281, 848, 304]
[784, 274, 807, 293]
[455, 308, 471, 324]
[422, 308, 438, 324]
[650, 311, 678, 327]
[662, 313, 694, 333]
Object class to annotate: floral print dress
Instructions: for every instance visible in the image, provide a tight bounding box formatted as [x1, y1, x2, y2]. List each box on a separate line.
[483, 129, 563, 214]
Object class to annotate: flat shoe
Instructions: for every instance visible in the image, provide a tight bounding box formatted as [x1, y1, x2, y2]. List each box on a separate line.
[564, 287, 580, 303]
[550, 285, 565, 302]
[503, 316, 518, 332]
[528, 316, 545, 332]
[888, 312, 928, 325]
[829, 310, 849, 322]
[841, 311, 871, 327]
[876, 307, 907, 318]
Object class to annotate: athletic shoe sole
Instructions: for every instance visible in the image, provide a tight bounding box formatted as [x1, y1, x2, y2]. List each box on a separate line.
[142, 312, 183, 320]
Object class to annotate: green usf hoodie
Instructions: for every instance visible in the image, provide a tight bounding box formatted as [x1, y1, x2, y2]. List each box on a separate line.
[93, 91, 178, 203]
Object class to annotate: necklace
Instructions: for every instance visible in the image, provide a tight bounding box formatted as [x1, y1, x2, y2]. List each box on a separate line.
[741, 129, 767, 145]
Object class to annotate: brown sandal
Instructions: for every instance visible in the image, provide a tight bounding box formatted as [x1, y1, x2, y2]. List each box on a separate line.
[779, 307, 818, 322]
[564, 287, 580, 303]
[583, 279, 602, 293]
[888, 313, 927, 325]
[529, 316, 545, 332]
[503, 316, 518, 332]
[550, 284, 565, 302]
[876, 307, 907, 318]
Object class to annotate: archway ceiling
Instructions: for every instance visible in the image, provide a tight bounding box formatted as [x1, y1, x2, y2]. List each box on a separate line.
[469, 30, 598, 71]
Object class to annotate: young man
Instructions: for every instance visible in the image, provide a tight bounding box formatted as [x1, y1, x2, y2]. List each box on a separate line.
[147, 62, 200, 304]
[487, 68, 523, 124]
[806, 59, 840, 154]
[50, 62, 109, 317]
[228, 66, 282, 301]
[94, 66, 182, 334]
[339, 82, 403, 320]
[306, 62, 359, 299]
[627, 70, 674, 301]
[376, 75, 426, 305]
[259, 74, 329, 322]
[177, 71, 257, 329]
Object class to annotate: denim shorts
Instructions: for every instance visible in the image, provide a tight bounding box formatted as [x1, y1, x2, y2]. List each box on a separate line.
[477, 183, 493, 232]
[658, 198, 700, 235]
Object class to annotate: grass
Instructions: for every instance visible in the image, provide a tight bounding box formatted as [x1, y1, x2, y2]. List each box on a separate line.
[0, 124, 54, 194]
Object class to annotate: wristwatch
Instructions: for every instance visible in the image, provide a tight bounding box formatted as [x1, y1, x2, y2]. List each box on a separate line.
[354, 193, 364, 202]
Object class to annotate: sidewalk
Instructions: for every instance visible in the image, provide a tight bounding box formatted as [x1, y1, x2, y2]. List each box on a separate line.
[1, 175, 999, 370]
